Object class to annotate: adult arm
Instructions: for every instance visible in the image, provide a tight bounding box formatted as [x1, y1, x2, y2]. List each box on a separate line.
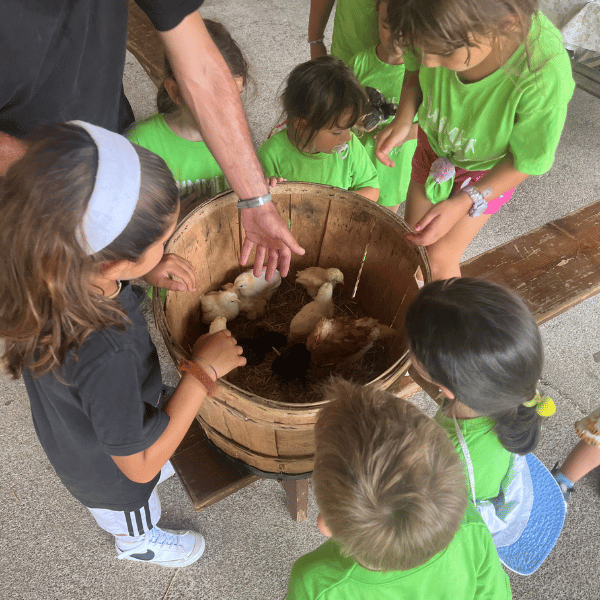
[308, 0, 336, 59]
[158, 12, 304, 278]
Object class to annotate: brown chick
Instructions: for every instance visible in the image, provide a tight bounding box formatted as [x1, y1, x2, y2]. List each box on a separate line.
[289, 282, 334, 342]
[296, 267, 344, 298]
[306, 316, 397, 367]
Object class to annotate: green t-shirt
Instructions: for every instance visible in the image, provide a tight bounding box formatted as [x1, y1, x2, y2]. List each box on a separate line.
[331, 0, 379, 64]
[434, 408, 513, 502]
[126, 113, 228, 200]
[404, 12, 574, 174]
[287, 503, 511, 600]
[258, 128, 379, 192]
[349, 46, 417, 206]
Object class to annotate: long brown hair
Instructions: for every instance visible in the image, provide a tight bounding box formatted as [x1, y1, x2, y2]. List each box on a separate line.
[157, 18, 249, 114]
[0, 123, 178, 378]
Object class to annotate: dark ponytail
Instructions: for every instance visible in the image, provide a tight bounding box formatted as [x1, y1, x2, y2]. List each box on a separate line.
[405, 278, 544, 454]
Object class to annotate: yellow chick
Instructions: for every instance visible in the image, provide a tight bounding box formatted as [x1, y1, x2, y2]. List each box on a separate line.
[222, 282, 268, 320]
[289, 282, 334, 342]
[306, 316, 396, 367]
[296, 267, 344, 298]
[209, 316, 228, 334]
[200, 290, 240, 324]
[233, 267, 282, 301]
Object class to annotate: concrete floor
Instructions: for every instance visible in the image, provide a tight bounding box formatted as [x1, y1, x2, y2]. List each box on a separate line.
[2, 1, 600, 599]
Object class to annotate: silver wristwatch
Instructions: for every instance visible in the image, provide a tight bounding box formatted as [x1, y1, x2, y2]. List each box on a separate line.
[237, 193, 273, 210]
[463, 185, 487, 217]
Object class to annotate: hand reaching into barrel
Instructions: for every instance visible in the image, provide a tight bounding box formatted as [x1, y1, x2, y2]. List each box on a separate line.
[239, 203, 305, 282]
[192, 330, 246, 379]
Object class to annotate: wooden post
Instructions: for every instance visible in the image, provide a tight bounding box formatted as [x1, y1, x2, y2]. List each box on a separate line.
[282, 480, 310, 522]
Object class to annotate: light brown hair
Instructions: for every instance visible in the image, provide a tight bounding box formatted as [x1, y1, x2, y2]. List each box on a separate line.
[157, 19, 249, 114]
[313, 379, 467, 571]
[386, 0, 538, 67]
[0, 123, 178, 378]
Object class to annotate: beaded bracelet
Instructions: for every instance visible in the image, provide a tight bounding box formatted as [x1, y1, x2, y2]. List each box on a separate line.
[179, 359, 218, 396]
[308, 37, 324, 45]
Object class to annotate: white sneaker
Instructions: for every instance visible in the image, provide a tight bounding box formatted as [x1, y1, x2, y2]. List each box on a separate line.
[116, 526, 205, 567]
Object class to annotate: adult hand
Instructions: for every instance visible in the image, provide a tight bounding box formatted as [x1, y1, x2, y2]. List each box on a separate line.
[239, 203, 305, 281]
[406, 194, 472, 246]
[143, 253, 196, 292]
[374, 120, 411, 167]
[192, 330, 246, 378]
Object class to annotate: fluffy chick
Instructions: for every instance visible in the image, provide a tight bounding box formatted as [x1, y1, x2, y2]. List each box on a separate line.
[233, 267, 282, 300]
[296, 267, 344, 298]
[222, 282, 268, 320]
[271, 343, 312, 383]
[200, 290, 240, 324]
[306, 316, 397, 367]
[289, 282, 334, 342]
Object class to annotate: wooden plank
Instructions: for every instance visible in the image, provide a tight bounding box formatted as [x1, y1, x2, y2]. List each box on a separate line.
[126, 0, 165, 88]
[461, 200, 600, 324]
[170, 420, 260, 511]
[282, 479, 309, 522]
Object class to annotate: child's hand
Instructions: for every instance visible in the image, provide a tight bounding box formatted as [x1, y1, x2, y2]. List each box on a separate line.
[406, 195, 473, 246]
[375, 120, 411, 168]
[266, 176, 287, 188]
[143, 254, 196, 292]
[192, 330, 246, 377]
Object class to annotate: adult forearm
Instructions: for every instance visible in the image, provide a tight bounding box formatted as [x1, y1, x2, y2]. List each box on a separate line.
[159, 12, 267, 200]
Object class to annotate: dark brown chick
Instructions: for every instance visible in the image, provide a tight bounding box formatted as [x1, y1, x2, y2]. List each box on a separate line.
[306, 316, 397, 367]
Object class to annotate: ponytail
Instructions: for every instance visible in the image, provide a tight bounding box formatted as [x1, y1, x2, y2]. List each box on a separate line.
[492, 404, 543, 455]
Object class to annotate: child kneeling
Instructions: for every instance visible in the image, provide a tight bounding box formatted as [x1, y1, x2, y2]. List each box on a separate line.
[287, 379, 511, 599]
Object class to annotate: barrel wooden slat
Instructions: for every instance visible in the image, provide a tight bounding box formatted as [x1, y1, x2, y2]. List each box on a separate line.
[317, 197, 376, 293]
[154, 182, 430, 474]
[289, 191, 330, 272]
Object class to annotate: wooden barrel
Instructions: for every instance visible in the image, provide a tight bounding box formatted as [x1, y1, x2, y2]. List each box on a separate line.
[153, 182, 430, 475]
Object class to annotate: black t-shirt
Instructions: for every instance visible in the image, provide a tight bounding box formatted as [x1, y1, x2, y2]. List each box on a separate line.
[23, 284, 170, 511]
[1, 0, 202, 136]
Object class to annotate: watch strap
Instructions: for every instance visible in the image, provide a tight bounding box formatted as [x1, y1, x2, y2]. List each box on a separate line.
[179, 358, 218, 396]
[237, 193, 273, 210]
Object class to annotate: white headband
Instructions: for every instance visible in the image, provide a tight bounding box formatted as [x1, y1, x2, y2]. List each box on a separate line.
[70, 120, 141, 254]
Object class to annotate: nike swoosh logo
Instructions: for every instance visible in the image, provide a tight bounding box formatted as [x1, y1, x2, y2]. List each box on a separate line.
[130, 550, 155, 561]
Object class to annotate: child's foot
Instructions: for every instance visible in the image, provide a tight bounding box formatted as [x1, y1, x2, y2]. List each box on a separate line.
[551, 462, 575, 504]
[116, 526, 205, 567]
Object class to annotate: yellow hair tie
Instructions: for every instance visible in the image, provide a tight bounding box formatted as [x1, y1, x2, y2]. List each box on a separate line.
[523, 392, 556, 417]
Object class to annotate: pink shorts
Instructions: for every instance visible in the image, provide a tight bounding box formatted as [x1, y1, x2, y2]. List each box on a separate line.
[411, 127, 514, 215]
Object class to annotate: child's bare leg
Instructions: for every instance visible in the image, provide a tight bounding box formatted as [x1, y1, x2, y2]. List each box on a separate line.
[404, 181, 491, 281]
[558, 440, 600, 484]
[384, 204, 400, 214]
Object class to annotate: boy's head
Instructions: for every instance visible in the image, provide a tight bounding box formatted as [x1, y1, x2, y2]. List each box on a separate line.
[313, 379, 467, 571]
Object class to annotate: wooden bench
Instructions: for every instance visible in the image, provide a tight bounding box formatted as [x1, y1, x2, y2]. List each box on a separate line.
[126, 4, 600, 520]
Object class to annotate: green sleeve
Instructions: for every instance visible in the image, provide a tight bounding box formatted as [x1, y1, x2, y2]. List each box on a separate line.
[475, 527, 513, 600]
[348, 135, 379, 191]
[125, 123, 142, 145]
[286, 561, 313, 600]
[509, 55, 574, 175]
[257, 140, 280, 179]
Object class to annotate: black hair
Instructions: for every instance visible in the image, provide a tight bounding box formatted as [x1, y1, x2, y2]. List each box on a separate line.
[282, 56, 368, 151]
[405, 278, 544, 454]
